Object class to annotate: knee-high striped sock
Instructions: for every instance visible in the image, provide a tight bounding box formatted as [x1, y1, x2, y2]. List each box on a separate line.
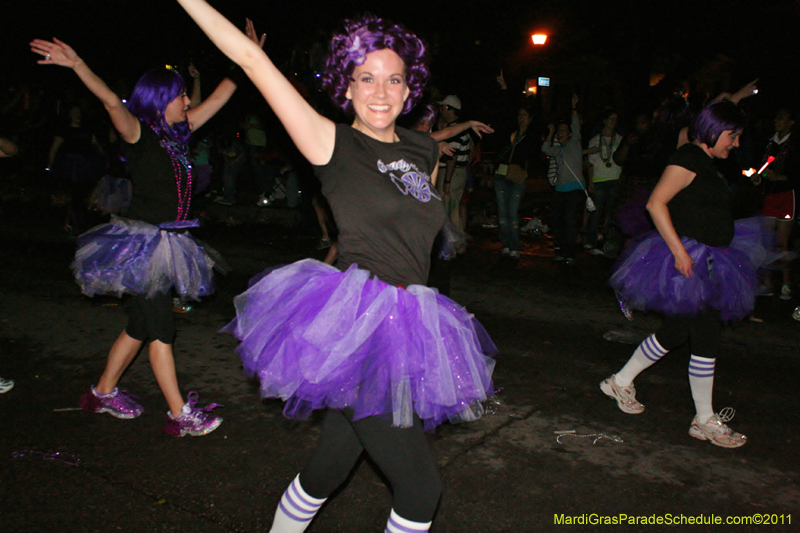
[688, 355, 716, 422]
[386, 509, 432, 533]
[269, 474, 326, 533]
[615, 334, 668, 388]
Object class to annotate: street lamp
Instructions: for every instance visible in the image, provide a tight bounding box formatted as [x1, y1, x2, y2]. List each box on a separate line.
[531, 33, 547, 46]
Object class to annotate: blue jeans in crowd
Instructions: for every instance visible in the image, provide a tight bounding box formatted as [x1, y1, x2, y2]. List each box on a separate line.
[494, 176, 525, 251]
[586, 179, 618, 247]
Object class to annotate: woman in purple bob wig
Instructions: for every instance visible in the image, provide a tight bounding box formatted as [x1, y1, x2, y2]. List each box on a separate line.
[31, 29, 262, 437]
[178, 1, 497, 531]
[602, 99, 778, 449]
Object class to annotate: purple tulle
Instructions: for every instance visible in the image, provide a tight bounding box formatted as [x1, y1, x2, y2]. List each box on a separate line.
[610, 217, 780, 322]
[222, 259, 497, 431]
[89, 176, 132, 215]
[614, 185, 653, 238]
[435, 219, 467, 260]
[72, 216, 221, 300]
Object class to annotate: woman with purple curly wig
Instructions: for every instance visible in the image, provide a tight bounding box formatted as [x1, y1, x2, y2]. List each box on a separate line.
[179, 1, 497, 531]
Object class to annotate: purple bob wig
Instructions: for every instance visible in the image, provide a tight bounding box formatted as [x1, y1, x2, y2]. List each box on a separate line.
[321, 14, 429, 115]
[689, 100, 746, 148]
[126, 68, 191, 146]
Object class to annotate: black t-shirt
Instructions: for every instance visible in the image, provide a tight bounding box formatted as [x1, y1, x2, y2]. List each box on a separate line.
[315, 124, 444, 287]
[667, 143, 734, 247]
[125, 125, 180, 225]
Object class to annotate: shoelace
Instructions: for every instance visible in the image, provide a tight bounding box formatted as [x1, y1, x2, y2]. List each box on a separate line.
[718, 407, 735, 423]
[184, 391, 223, 415]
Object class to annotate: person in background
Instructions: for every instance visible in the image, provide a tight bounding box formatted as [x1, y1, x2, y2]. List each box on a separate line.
[604, 100, 777, 448]
[542, 94, 585, 265]
[30, 24, 261, 435]
[0, 133, 18, 393]
[585, 109, 623, 254]
[494, 106, 535, 259]
[753, 106, 798, 300]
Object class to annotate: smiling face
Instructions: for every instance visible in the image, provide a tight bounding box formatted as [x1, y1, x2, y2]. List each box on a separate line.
[346, 48, 410, 141]
[164, 91, 190, 126]
[709, 129, 741, 159]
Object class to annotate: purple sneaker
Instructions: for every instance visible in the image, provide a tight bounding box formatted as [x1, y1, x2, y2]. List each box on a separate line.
[80, 386, 144, 419]
[162, 391, 223, 437]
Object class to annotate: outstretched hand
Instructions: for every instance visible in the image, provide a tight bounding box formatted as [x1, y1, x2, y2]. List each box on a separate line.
[438, 141, 455, 157]
[469, 121, 494, 138]
[245, 18, 266, 48]
[30, 38, 81, 69]
[731, 78, 759, 103]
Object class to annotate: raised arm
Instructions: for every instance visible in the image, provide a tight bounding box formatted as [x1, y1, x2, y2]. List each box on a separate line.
[30, 38, 141, 143]
[541, 124, 559, 156]
[186, 19, 263, 131]
[188, 63, 202, 108]
[176, 0, 335, 165]
[646, 165, 696, 278]
[186, 77, 236, 131]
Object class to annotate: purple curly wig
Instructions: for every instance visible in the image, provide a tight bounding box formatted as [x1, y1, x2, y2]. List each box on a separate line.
[126, 68, 191, 146]
[688, 100, 745, 148]
[321, 14, 429, 115]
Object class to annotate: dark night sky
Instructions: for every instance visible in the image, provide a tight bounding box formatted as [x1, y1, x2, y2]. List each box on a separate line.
[4, 0, 800, 120]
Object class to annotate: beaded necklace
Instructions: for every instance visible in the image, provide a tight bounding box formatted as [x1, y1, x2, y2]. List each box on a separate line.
[147, 122, 193, 221]
[599, 132, 618, 168]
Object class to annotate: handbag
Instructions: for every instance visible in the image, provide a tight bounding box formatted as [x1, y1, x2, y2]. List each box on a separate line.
[496, 131, 528, 184]
[506, 163, 528, 185]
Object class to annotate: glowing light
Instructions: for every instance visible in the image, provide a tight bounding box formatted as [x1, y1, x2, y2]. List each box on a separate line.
[757, 156, 775, 174]
[743, 168, 755, 177]
[531, 34, 547, 45]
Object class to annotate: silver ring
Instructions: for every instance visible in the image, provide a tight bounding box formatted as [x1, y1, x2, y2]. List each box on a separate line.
[46, 53, 51, 60]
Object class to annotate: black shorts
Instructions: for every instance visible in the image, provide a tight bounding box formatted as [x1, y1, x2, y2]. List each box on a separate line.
[125, 292, 176, 344]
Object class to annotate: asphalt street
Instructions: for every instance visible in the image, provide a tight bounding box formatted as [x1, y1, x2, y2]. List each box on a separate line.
[1, 193, 798, 532]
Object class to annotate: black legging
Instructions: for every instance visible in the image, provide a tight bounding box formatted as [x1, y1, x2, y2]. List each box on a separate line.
[299, 409, 442, 522]
[654, 309, 721, 359]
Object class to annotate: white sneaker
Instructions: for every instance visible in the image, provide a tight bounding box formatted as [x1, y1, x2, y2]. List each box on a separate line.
[689, 413, 747, 448]
[780, 284, 792, 301]
[0, 377, 14, 394]
[600, 375, 645, 414]
[501, 247, 510, 257]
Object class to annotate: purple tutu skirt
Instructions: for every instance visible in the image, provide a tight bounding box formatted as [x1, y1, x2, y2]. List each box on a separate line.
[610, 217, 778, 322]
[222, 259, 497, 431]
[72, 216, 221, 300]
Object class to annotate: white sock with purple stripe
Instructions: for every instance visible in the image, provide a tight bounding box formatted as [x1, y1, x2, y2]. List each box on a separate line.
[385, 509, 432, 533]
[688, 355, 716, 421]
[269, 474, 326, 533]
[615, 334, 668, 388]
